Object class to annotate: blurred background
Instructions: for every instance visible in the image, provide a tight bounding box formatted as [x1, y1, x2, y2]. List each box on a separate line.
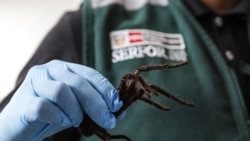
[0, 0, 82, 102]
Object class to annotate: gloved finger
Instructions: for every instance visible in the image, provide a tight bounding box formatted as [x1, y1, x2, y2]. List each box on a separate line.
[32, 124, 67, 141]
[45, 60, 122, 112]
[32, 79, 83, 127]
[24, 97, 71, 127]
[49, 67, 116, 128]
[27, 65, 83, 127]
[66, 63, 123, 112]
[41, 61, 117, 128]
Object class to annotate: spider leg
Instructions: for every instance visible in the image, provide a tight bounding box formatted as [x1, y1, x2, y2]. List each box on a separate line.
[140, 96, 170, 110]
[133, 75, 157, 97]
[118, 74, 141, 100]
[124, 75, 170, 110]
[95, 130, 110, 141]
[134, 61, 188, 75]
[118, 74, 154, 100]
[110, 135, 132, 141]
[119, 74, 152, 93]
[150, 85, 194, 107]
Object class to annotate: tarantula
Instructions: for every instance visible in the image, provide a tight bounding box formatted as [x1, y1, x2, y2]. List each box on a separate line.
[77, 61, 194, 141]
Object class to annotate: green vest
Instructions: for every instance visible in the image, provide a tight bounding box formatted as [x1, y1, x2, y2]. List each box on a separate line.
[81, 0, 250, 140]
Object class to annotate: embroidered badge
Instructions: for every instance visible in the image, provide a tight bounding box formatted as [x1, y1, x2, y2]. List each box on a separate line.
[110, 29, 187, 63]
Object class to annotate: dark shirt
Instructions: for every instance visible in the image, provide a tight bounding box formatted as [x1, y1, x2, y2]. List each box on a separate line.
[183, 0, 250, 114]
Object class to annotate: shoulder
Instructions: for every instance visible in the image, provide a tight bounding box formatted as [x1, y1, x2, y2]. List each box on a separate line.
[51, 7, 82, 39]
[60, 7, 82, 29]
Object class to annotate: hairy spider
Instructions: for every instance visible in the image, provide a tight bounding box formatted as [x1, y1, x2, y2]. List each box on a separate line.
[77, 61, 194, 141]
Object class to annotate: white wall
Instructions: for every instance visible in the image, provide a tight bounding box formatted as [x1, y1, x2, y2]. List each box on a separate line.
[0, 0, 82, 102]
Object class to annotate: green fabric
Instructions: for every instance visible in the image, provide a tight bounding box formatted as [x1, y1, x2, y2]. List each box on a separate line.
[81, 0, 250, 140]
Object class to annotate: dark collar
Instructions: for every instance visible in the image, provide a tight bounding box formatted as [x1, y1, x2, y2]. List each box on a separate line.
[183, 0, 249, 16]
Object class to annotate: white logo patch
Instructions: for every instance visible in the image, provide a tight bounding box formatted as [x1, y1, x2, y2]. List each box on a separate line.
[110, 29, 187, 63]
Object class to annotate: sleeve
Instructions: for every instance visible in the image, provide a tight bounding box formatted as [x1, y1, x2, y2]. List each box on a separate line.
[0, 7, 83, 141]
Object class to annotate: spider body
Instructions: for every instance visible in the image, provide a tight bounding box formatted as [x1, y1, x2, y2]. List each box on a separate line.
[77, 61, 194, 141]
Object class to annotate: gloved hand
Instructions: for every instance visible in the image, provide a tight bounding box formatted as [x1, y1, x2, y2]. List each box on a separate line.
[0, 60, 123, 141]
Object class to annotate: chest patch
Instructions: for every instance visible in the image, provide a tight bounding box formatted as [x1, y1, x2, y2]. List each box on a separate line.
[110, 29, 187, 63]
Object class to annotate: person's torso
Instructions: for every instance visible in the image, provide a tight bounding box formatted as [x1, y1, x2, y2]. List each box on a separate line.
[80, 0, 250, 140]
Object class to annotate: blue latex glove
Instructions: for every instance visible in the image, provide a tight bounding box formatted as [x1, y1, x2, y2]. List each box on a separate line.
[0, 60, 123, 141]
